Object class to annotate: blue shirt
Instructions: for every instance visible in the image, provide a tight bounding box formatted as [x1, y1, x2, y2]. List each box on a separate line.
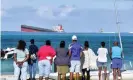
[112, 46, 122, 58]
[69, 42, 82, 60]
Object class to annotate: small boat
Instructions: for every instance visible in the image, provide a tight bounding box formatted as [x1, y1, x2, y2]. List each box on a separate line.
[1, 47, 15, 59]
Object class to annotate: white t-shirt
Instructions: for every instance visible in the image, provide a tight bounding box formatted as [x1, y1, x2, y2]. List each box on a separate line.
[97, 48, 108, 62]
[14, 48, 29, 62]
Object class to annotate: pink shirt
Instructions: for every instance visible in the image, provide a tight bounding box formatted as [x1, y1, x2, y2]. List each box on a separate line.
[38, 45, 56, 61]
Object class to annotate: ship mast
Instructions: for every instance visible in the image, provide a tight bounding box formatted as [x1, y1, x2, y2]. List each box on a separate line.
[114, 0, 124, 58]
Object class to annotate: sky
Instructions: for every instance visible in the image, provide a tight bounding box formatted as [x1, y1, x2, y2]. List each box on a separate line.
[1, 0, 133, 32]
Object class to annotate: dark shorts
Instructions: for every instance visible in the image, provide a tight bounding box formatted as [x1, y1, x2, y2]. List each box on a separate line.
[97, 61, 107, 67]
[112, 58, 122, 69]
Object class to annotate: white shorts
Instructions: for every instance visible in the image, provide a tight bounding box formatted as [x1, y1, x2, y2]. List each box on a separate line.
[70, 60, 81, 73]
[38, 60, 51, 77]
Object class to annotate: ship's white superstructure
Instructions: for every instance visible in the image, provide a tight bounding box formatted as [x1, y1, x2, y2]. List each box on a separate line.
[53, 25, 64, 32]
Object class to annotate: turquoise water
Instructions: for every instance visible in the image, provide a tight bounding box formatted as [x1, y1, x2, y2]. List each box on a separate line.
[1, 31, 133, 74]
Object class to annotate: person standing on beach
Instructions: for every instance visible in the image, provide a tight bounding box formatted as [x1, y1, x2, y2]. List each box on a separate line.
[81, 41, 93, 80]
[54, 41, 70, 80]
[97, 42, 108, 80]
[37, 40, 56, 80]
[28, 39, 38, 80]
[110, 42, 122, 80]
[69, 35, 83, 80]
[13, 40, 29, 80]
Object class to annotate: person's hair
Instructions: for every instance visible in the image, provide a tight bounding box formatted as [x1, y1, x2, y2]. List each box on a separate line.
[46, 40, 51, 45]
[30, 39, 34, 44]
[101, 42, 105, 47]
[114, 41, 118, 46]
[60, 41, 65, 48]
[84, 41, 89, 48]
[17, 40, 26, 51]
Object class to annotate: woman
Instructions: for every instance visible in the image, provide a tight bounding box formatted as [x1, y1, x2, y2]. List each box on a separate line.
[54, 41, 70, 80]
[13, 40, 29, 80]
[97, 42, 108, 80]
[81, 41, 91, 80]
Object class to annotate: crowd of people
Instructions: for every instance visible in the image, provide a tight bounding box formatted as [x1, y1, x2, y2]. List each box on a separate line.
[13, 35, 123, 80]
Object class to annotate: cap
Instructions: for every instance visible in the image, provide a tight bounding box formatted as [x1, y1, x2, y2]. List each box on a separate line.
[72, 35, 77, 40]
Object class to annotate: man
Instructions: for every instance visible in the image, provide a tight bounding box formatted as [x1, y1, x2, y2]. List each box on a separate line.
[69, 35, 82, 80]
[37, 40, 56, 80]
[110, 41, 123, 80]
[28, 39, 38, 80]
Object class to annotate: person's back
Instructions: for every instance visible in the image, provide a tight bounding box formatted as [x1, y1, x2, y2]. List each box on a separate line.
[29, 44, 38, 54]
[55, 48, 70, 66]
[56, 48, 68, 57]
[38, 45, 55, 61]
[37, 40, 56, 80]
[70, 42, 82, 60]
[97, 47, 108, 62]
[28, 44, 38, 62]
[82, 50, 90, 67]
[15, 48, 29, 61]
[112, 46, 122, 58]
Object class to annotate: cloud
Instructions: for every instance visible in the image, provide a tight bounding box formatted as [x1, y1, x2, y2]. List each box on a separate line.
[35, 6, 56, 19]
[58, 5, 75, 17]
[35, 5, 76, 19]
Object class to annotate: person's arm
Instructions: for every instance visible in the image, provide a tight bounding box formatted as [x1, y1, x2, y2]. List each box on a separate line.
[50, 48, 56, 58]
[80, 51, 83, 58]
[22, 49, 29, 63]
[97, 48, 99, 56]
[37, 48, 40, 59]
[69, 49, 71, 57]
[80, 46, 83, 57]
[109, 48, 112, 60]
[22, 54, 29, 63]
[14, 53, 17, 63]
[13, 49, 18, 63]
[36, 46, 39, 52]
[29, 46, 31, 59]
[68, 44, 73, 57]
[35, 45, 38, 55]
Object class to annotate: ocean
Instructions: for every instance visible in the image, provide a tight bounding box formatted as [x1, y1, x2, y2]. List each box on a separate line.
[1, 31, 133, 74]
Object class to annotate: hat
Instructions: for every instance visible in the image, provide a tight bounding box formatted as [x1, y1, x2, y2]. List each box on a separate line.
[72, 35, 77, 40]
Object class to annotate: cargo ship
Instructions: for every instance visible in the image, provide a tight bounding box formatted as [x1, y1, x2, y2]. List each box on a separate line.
[21, 24, 64, 32]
